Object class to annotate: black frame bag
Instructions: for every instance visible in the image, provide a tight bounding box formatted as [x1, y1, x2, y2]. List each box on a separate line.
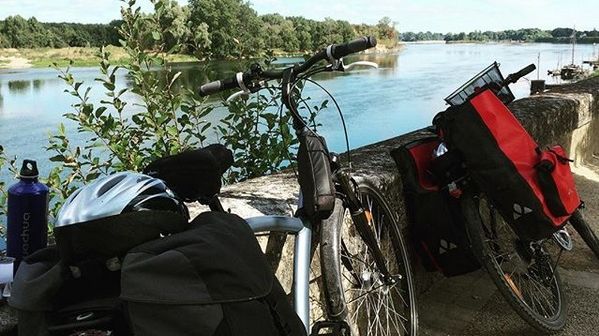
[297, 131, 336, 220]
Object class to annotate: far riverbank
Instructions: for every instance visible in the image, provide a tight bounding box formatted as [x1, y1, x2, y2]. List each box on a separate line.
[0, 43, 404, 70]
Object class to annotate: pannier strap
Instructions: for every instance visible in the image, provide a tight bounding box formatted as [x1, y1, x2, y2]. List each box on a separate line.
[536, 147, 574, 173]
[547, 148, 574, 163]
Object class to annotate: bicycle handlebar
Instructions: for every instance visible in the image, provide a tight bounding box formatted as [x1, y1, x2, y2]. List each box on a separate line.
[198, 36, 378, 97]
[329, 36, 377, 59]
[504, 64, 536, 85]
[199, 77, 239, 96]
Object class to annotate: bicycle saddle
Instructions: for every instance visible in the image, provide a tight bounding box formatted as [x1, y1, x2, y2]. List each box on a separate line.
[144, 144, 233, 202]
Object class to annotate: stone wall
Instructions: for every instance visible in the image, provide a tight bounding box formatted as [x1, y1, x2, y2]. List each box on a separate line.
[188, 76, 599, 320]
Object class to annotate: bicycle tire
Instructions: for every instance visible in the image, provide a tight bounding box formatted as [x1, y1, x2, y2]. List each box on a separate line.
[320, 181, 417, 336]
[569, 209, 599, 260]
[461, 193, 567, 334]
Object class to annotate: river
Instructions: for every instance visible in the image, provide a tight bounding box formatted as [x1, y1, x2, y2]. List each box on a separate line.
[0, 42, 597, 182]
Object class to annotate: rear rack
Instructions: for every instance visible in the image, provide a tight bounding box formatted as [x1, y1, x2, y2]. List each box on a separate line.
[445, 62, 515, 106]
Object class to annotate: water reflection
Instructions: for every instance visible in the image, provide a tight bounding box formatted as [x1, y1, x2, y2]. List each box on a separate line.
[8, 80, 31, 94]
[32, 79, 44, 92]
[156, 53, 401, 92]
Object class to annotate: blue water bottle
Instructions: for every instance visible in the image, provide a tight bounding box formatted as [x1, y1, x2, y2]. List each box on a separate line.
[7, 160, 49, 273]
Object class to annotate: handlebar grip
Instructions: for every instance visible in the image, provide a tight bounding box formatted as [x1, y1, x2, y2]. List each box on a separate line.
[330, 36, 377, 59]
[198, 77, 238, 97]
[506, 64, 536, 84]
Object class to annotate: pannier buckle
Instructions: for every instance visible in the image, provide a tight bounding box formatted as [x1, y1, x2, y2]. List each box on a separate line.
[448, 182, 463, 198]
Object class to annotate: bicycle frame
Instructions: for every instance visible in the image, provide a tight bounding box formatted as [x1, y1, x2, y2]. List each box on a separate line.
[245, 209, 313, 332]
[211, 169, 392, 334]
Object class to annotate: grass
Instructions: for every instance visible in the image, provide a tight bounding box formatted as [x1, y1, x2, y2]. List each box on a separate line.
[0, 46, 199, 68]
[0, 42, 401, 69]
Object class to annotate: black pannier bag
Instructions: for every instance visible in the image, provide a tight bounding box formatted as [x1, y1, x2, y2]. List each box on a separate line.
[391, 136, 480, 277]
[439, 89, 581, 240]
[297, 130, 336, 220]
[9, 246, 129, 336]
[120, 211, 306, 336]
[143, 144, 234, 201]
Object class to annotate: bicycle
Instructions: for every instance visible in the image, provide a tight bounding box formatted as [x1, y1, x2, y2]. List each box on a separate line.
[197, 36, 418, 336]
[422, 62, 599, 334]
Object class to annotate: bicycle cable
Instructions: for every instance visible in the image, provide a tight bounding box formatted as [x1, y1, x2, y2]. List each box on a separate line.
[295, 74, 352, 171]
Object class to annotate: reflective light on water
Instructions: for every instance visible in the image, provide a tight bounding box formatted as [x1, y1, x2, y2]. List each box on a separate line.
[0, 43, 596, 178]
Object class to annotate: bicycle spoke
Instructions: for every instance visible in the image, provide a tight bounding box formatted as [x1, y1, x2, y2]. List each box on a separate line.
[336, 186, 414, 335]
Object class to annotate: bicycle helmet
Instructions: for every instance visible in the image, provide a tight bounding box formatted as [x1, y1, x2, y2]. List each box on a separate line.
[54, 172, 189, 265]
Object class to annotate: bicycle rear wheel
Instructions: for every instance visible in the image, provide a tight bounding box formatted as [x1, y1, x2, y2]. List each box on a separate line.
[462, 193, 567, 334]
[321, 181, 417, 336]
[569, 209, 599, 260]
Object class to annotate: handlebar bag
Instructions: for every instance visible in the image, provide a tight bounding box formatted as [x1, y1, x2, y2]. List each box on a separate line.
[120, 212, 306, 336]
[297, 131, 336, 220]
[536, 145, 581, 217]
[440, 89, 581, 240]
[391, 136, 480, 277]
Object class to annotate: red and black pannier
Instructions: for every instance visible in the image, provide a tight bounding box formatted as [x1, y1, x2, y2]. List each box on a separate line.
[439, 89, 581, 240]
[391, 135, 480, 277]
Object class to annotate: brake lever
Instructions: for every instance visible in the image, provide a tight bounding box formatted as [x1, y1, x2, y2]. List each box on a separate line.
[225, 80, 267, 104]
[225, 90, 248, 103]
[343, 61, 379, 71]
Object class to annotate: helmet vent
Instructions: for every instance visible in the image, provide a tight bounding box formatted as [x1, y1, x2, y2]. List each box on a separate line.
[97, 174, 127, 196]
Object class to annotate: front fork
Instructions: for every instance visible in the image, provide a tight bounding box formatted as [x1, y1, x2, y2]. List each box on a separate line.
[335, 170, 395, 285]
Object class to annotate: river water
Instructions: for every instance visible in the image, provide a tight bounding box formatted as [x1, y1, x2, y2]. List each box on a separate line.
[0, 42, 597, 180]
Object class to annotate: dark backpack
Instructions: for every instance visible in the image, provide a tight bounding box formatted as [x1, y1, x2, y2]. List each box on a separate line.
[391, 135, 480, 277]
[120, 211, 306, 336]
[10, 212, 306, 336]
[9, 246, 129, 336]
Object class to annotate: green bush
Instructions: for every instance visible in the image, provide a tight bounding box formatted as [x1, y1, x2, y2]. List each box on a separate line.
[41, 0, 298, 223]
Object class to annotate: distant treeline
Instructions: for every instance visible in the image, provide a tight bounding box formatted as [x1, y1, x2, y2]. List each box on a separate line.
[400, 28, 599, 43]
[0, 0, 398, 58]
[0, 17, 121, 48]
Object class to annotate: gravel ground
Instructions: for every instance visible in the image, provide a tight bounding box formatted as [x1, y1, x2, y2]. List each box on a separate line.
[462, 283, 599, 336]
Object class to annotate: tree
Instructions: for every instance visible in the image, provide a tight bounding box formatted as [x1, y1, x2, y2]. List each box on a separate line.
[155, 0, 192, 52]
[0, 32, 10, 48]
[188, 0, 264, 58]
[3, 16, 31, 48]
[551, 28, 574, 38]
[376, 17, 397, 41]
[287, 17, 314, 51]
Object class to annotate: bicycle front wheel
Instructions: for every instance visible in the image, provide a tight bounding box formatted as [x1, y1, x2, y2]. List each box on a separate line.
[462, 193, 567, 334]
[321, 181, 417, 336]
[569, 209, 599, 260]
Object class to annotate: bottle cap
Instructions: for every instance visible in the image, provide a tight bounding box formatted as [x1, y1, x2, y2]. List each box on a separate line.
[19, 160, 39, 179]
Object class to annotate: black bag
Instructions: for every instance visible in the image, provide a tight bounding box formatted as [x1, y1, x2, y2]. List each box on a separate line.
[297, 130, 336, 220]
[144, 144, 234, 201]
[391, 136, 480, 277]
[121, 211, 306, 336]
[9, 247, 129, 336]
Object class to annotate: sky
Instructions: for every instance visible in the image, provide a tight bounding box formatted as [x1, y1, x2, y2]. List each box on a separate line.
[0, 0, 596, 33]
